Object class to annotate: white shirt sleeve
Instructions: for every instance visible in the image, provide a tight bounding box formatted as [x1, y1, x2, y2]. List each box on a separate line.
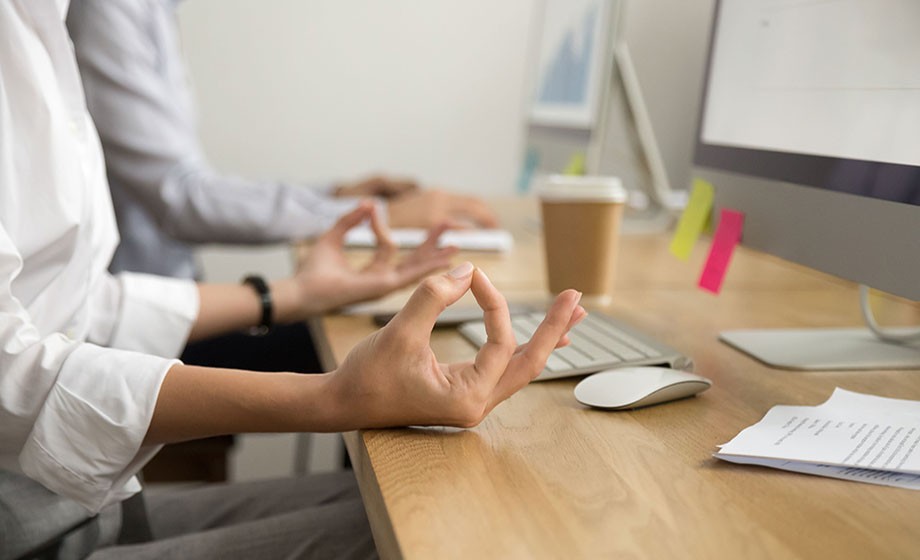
[110, 272, 199, 357]
[86, 267, 199, 359]
[0, 225, 198, 513]
[0, 0, 201, 514]
[19, 344, 179, 513]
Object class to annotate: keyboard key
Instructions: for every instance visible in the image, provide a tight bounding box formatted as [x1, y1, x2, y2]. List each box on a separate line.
[576, 322, 645, 361]
[458, 310, 689, 381]
[544, 353, 571, 373]
[554, 346, 594, 368]
[581, 314, 659, 357]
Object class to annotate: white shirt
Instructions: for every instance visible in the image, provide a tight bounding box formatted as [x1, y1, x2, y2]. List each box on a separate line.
[66, 0, 365, 278]
[0, 0, 198, 513]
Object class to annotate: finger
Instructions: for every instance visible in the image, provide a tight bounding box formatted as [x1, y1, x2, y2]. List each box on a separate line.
[514, 305, 584, 352]
[489, 290, 581, 406]
[568, 305, 588, 331]
[552, 306, 585, 348]
[399, 223, 454, 270]
[325, 200, 375, 241]
[387, 262, 475, 335]
[470, 269, 517, 385]
[395, 246, 458, 286]
[368, 204, 397, 266]
[417, 223, 451, 253]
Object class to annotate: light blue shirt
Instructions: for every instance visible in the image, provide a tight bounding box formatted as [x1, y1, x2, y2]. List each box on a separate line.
[67, 0, 364, 278]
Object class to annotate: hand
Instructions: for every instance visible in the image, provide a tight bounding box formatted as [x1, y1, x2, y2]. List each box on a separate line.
[282, 201, 458, 317]
[334, 175, 419, 199]
[327, 263, 586, 429]
[387, 189, 500, 229]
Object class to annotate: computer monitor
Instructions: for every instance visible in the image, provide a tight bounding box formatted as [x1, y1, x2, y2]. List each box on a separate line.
[694, 0, 920, 370]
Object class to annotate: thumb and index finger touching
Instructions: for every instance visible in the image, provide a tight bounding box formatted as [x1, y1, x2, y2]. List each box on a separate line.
[324, 200, 375, 244]
[389, 260, 584, 395]
[387, 261, 477, 336]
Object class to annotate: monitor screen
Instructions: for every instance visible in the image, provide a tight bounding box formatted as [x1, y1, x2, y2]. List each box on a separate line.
[694, 0, 920, 301]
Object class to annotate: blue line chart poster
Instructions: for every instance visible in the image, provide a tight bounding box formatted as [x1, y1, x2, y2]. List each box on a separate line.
[531, 0, 610, 128]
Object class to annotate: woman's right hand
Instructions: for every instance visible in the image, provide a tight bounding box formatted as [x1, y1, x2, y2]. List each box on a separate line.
[325, 262, 586, 430]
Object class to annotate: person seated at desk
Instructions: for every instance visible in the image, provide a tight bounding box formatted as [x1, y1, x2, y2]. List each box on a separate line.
[65, 0, 501, 480]
[0, 4, 584, 558]
[66, 0, 499, 282]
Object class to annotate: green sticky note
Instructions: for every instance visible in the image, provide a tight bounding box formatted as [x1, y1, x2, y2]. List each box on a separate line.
[563, 153, 586, 176]
[670, 178, 715, 260]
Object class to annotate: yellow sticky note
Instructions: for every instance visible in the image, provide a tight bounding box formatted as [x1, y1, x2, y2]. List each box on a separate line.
[670, 178, 715, 260]
[563, 153, 586, 176]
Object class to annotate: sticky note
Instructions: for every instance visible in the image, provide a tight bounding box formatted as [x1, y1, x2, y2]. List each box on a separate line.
[670, 178, 715, 260]
[698, 209, 744, 294]
[563, 153, 586, 176]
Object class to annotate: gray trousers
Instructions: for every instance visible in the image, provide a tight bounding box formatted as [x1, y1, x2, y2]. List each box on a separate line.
[2, 471, 377, 560]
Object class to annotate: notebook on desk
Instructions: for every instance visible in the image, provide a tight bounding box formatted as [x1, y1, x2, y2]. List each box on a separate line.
[459, 310, 693, 381]
[344, 227, 514, 252]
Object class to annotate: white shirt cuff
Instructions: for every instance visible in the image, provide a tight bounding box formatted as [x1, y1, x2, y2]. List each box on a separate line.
[19, 344, 178, 513]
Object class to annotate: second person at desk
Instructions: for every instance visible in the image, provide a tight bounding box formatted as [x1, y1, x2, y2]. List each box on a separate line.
[67, 0, 499, 280]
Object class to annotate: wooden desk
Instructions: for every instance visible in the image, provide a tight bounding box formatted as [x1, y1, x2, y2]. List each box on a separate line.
[314, 197, 920, 559]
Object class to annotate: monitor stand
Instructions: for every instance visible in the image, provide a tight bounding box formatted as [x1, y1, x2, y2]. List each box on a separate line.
[621, 204, 673, 235]
[719, 328, 920, 370]
[720, 286, 920, 370]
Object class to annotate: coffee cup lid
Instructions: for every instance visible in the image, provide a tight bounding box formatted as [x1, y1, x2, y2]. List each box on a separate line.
[536, 175, 627, 203]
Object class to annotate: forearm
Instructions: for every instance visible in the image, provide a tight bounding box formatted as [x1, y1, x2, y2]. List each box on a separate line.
[144, 364, 342, 444]
[189, 279, 309, 341]
[160, 168, 360, 244]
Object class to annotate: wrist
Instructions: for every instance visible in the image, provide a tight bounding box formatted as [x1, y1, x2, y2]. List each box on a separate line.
[292, 371, 352, 432]
[269, 277, 312, 323]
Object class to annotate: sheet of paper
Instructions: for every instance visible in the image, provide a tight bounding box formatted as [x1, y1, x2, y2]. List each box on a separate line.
[716, 388, 920, 490]
[344, 227, 514, 253]
[716, 455, 920, 491]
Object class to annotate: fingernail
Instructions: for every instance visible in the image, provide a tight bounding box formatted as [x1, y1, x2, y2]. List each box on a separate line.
[448, 261, 474, 278]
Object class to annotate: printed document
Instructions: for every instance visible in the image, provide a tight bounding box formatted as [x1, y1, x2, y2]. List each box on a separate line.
[716, 388, 920, 489]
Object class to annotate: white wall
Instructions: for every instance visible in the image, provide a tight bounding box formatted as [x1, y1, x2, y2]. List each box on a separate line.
[177, 0, 537, 196]
[177, 1, 537, 479]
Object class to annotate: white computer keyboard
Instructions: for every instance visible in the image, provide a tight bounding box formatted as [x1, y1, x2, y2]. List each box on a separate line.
[458, 310, 693, 381]
[344, 227, 514, 252]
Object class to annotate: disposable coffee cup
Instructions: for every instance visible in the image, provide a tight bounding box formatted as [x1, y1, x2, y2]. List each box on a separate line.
[537, 175, 628, 304]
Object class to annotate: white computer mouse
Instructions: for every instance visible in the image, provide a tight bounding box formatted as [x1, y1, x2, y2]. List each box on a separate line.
[574, 366, 712, 410]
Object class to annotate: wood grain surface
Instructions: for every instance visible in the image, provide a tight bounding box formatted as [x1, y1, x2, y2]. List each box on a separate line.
[311, 197, 920, 560]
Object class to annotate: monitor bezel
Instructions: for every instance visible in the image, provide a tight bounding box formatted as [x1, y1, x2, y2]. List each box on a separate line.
[693, 0, 920, 208]
[691, 0, 920, 302]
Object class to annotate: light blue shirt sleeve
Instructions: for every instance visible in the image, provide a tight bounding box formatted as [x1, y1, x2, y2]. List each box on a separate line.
[66, 0, 370, 253]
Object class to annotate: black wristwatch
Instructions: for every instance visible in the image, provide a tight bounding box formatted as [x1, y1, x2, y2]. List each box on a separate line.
[242, 275, 273, 336]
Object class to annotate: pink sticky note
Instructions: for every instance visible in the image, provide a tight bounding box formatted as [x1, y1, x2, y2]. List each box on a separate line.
[698, 209, 745, 294]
